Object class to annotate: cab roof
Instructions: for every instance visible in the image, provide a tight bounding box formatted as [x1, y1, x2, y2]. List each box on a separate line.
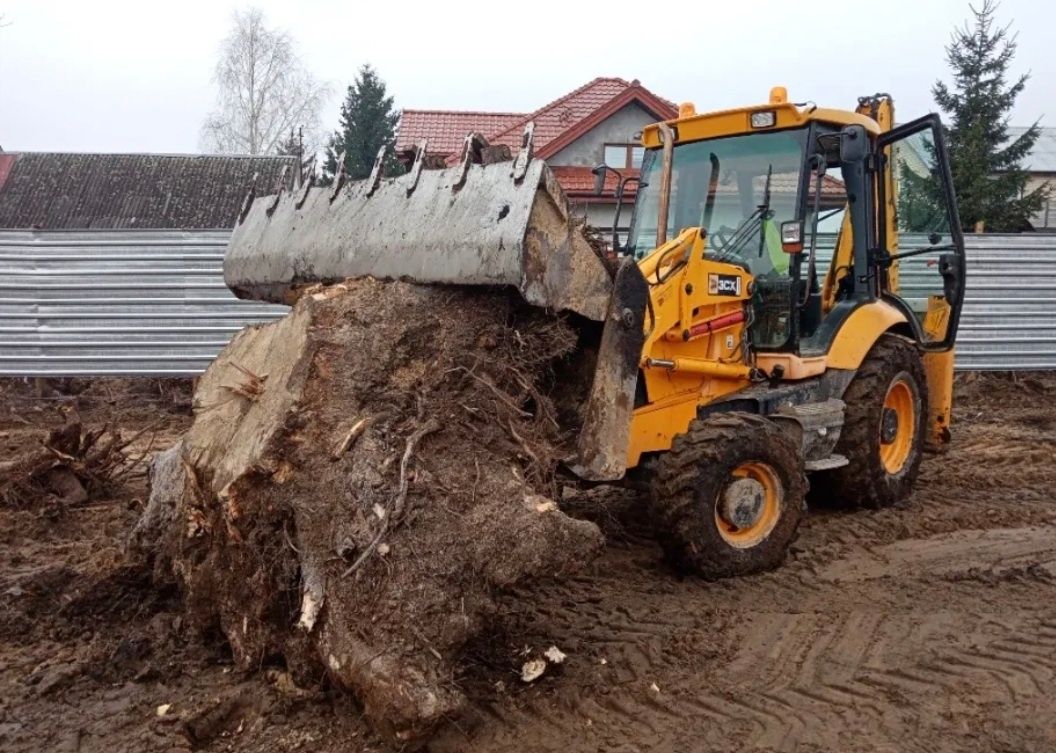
[640, 98, 881, 148]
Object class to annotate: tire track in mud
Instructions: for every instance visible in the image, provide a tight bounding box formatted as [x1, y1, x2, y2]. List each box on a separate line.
[464, 494, 1056, 751]
[664, 613, 954, 750]
[442, 379, 1056, 753]
[702, 526, 1056, 750]
[477, 588, 1056, 752]
[818, 527, 1056, 582]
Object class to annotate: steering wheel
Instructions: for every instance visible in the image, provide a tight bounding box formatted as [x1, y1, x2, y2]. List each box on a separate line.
[711, 225, 736, 252]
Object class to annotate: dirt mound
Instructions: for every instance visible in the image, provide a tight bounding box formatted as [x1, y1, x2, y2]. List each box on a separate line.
[6, 371, 1056, 753]
[135, 279, 604, 745]
[954, 370, 1056, 422]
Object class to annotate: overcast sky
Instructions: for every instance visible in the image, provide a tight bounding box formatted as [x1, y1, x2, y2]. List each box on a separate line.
[0, 0, 1052, 154]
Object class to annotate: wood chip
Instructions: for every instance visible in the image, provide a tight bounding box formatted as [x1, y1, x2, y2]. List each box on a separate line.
[544, 645, 566, 664]
[520, 658, 547, 683]
[331, 418, 369, 460]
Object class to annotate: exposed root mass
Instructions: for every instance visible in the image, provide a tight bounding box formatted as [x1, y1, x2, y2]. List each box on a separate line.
[135, 279, 603, 745]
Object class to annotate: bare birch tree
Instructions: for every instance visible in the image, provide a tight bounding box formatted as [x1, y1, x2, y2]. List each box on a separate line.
[201, 8, 329, 155]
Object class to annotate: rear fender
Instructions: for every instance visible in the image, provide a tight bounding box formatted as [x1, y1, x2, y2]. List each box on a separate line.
[825, 300, 908, 370]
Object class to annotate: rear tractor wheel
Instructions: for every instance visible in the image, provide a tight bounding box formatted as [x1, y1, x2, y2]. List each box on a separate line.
[812, 333, 928, 508]
[649, 413, 807, 579]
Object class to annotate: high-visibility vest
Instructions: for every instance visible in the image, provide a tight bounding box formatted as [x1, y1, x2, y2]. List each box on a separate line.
[763, 219, 789, 274]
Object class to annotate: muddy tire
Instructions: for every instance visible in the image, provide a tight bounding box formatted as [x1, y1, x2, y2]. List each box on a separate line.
[813, 334, 928, 508]
[649, 412, 807, 579]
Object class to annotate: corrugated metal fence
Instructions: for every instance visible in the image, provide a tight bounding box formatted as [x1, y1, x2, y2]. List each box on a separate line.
[0, 230, 1054, 375]
[813, 232, 1056, 370]
[0, 230, 286, 376]
[950, 233, 1056, 369]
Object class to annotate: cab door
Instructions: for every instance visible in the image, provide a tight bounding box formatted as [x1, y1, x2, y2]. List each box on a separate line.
[875, 115, 965, 351]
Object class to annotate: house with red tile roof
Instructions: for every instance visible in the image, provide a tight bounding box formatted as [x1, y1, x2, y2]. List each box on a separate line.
[396, 77, 678, 235]
[395, 77, 856, 242]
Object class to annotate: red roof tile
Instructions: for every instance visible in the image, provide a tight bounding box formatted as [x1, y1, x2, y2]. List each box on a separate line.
[468, 77, 678, 161]
[485, 78, 641, 151]
[0, 154, 15, 193]
[396, 110, 525, 155]
[816, 175, 848, 198]
[552, 165, 637, 196]
[555, 165, 848, 202]
[394, 79, 854, 204]
[395, 77, 678, 172]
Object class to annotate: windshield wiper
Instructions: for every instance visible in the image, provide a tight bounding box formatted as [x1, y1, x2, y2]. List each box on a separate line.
[714, 164, 773, 263]
[756, 164, 773, 259]
[699, 153, 720, 231]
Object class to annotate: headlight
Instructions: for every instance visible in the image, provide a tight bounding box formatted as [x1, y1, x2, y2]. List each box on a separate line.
[750, 111, 776, 129]
[781, 221, 802, 245]
[780, 220, 804, 254]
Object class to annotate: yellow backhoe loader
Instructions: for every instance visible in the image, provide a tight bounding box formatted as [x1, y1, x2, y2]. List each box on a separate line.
[226, 88, 965, 579]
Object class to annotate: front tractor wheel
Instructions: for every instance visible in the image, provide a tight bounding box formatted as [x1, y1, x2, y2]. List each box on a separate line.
[649, 413, 807, 579]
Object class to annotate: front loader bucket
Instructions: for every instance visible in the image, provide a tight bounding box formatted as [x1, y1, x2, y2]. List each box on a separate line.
[225, 156, 614, 322]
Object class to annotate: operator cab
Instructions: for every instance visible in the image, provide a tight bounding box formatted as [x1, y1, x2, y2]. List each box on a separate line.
[599, 90, 965, 361]
[626, 127, 808, 350]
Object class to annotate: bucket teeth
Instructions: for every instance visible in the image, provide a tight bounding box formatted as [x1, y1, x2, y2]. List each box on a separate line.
[237, 171, 260, 226]
[406, 140, 428, 196]
[266, 165, 290, 217]
[453, 133, 488, 191]
[330, 152, 348, 202]
[512, 122, 535, 182]
[295, 171, 316, 210]
[366, 145, 386, 197]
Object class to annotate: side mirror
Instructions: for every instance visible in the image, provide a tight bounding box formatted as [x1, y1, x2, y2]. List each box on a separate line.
[591, 164, 607, 196]
[780, 220, 804, 254]
[838, 125, 869, 163]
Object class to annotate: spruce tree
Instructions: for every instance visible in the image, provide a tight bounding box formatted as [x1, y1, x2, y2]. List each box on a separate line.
[321, 65, 402, 185]
[276, 128, 303, 158]
[933, 0, 1048, 231]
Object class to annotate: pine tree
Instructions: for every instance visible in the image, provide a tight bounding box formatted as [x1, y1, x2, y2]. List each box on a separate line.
[321, 65, 402, 185]
[933, 0, 1048, 231]
[276, 127, 314, 187]
[898, 149, 948, 234]
[276, 128, 303, 158]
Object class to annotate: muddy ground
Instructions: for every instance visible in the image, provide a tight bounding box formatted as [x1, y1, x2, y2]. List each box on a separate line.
[2, 372, 1055, 753]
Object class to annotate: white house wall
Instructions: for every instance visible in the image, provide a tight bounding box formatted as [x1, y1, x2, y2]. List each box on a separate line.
[549, 102, 658, 167]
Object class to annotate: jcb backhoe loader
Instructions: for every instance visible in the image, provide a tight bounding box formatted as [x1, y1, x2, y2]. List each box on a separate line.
[226, 88, 965, 579]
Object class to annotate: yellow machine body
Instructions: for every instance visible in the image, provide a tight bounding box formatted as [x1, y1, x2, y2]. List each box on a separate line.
[615, 89, 959, 471]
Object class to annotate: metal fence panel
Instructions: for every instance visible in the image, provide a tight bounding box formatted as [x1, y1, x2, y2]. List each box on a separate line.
[0, 230, 287, 376]
[1, 230, 1054, 375]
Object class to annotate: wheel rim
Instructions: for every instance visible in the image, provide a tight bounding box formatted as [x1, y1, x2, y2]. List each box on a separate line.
[879, 375, 916, 475]
[714, 461, 783, 548]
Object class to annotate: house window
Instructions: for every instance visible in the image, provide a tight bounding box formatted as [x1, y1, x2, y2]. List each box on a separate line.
[604, 143, 645, 170]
